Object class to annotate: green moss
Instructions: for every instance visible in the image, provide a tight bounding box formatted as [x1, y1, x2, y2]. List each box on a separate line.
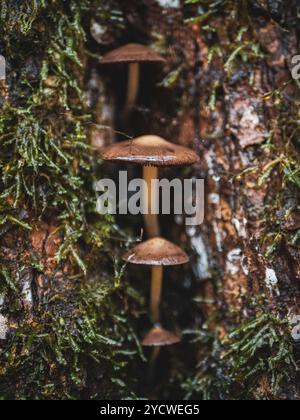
[183, 311, 299, 400]
[0, 0, 111, 271]
[0, 271, 144, 399]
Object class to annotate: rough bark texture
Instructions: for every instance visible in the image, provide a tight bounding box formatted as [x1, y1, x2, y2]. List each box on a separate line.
[1, 0, 300, 400]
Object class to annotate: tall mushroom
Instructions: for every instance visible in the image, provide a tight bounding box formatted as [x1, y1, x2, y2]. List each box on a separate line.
[101, 135, 199, 238]
[123, 237, 189, 323]
[100, 44, 165, 115]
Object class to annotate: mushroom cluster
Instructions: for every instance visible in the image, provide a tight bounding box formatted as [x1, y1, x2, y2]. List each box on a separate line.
[100, 44, 199, 355]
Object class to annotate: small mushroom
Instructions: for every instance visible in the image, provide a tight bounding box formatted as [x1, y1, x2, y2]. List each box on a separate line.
[142, 325, 182, 368]
[123, 237, 189, 323]
[100, 44, 165, 115]
[101, 135, 199, 237]
[142, 325, 182, 347]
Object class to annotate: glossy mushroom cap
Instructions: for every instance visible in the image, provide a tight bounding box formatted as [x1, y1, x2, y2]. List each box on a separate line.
[100, 135, 199, 167]
[100, 43, 165, 64]
[123, 237, 189, 266]
[142, 327, 182, 347]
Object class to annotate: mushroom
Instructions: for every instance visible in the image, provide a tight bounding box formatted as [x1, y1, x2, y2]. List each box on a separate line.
[101, 135, 199, 238]
[142, 325, 182, 365]
[123, 237, 189, 323]
[100, 44, 165, 115]
[142, 325, 182, 347]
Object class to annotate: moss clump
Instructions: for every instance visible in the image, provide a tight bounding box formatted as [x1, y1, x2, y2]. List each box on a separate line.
[183, 311, 299, 400]
[0, 0, 114, 270]
[0, 271, 145, 399]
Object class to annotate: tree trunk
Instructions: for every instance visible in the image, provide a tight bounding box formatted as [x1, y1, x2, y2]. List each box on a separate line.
[1, 0, 300, 400]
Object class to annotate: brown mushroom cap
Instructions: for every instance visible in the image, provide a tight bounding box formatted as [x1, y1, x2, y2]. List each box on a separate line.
[123, 237, 189, 266]
[100, 135, 199, 167]
[100, 43, 165, 64]
[142, 327, 182, 347]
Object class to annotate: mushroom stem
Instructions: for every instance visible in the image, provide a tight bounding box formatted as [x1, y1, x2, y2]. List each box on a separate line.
[143, 166, 160, 238]
[150, 265, 163, 323]
[149, 346, 161, 372]
[125, 62, 140, 115]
